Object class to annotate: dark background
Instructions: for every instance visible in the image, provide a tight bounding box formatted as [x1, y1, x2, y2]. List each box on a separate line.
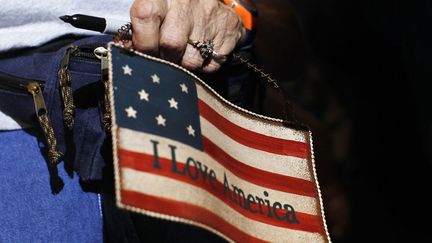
[252, 0, 432, 242]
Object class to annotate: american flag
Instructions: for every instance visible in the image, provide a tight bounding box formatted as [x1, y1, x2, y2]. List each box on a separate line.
[108, 43, 330, 242]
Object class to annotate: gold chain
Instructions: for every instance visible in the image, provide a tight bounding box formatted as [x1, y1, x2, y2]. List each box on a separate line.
[113, 23, 133, 45]
[232, 53, 279, 89]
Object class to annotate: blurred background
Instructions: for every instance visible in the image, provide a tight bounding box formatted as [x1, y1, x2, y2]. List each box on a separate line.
[251, 0, 432, 242]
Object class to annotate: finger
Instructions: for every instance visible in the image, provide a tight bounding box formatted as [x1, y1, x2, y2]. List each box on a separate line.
[181, 21, 210, 70]
[201, 8, 243, 73]
[159, 2, 192, 63]
[130, 0, 168, 55]
[180, 0, 220, 70]
[199, 36, 234, 73]
[181, 40, 206, 70]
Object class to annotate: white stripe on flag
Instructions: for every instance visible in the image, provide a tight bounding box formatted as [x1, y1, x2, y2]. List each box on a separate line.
[119, 127, 312, 181]
[122, 168, 326, 243]
[197, 85, 307, 142]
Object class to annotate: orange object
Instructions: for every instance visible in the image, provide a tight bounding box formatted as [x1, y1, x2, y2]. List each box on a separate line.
[223, 0, 257, 31]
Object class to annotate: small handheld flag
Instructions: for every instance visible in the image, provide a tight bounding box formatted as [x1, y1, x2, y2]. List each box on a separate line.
[108, 43, 330, 242]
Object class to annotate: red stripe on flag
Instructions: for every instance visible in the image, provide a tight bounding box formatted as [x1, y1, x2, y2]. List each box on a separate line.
[119, 149, 325, 235]
[198, 99, 309, 158]
[202, 137, 317, 197]
[121, 190, 266, 243]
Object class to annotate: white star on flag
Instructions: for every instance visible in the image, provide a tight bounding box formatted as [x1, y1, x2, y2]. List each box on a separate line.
[151, 74, 160, 84]
[180, 83, 188, 93]
[155, 114, 166, 126]
[168, 97, 178, 109]
[122, 65, 133, 75]
[138, 89, 149, 101]
[125, 106, 137, 118]
[186, 125, 195, 137]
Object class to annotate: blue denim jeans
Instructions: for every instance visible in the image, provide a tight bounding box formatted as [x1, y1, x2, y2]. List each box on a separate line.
[0, 129, 103, 242]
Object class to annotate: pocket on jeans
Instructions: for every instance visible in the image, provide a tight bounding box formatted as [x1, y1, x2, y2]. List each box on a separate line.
[69, 70, 107, 181]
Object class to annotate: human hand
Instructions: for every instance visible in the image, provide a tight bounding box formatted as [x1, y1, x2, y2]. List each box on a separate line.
[130, 0, 244, 73]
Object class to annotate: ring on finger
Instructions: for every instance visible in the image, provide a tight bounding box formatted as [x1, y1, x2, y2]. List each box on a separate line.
[187, 39, 228, 64]
[211, 50, 228, 64]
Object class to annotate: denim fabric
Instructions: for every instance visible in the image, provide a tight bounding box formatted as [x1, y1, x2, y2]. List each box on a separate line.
[0, 129, 102, 243]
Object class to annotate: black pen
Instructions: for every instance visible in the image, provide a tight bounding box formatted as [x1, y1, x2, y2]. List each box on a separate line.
[59, 14, 130, 36]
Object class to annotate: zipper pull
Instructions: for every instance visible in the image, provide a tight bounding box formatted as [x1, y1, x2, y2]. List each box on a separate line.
[58, 45, 78, 129]
[94, 46, 111, 131]
[94, 47, 108, 73]
[27, 82, 63, 166]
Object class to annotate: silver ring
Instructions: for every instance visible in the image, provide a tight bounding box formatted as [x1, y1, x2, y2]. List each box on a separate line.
[188, 39, 228, 64]
[211, 51, 228, 64]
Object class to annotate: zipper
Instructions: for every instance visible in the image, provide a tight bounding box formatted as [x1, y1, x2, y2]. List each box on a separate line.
[58, 45, 109, 131]
[71, 45, 104, 62]
[71, 49, 100, 61]
[0, 71, 44, 93]
[27, 82, 63, 166]
[93, 46, 111, 131]
[59, 45, 78, 129]
[0, 69, 61, 166]
[0, 45, 102, 93]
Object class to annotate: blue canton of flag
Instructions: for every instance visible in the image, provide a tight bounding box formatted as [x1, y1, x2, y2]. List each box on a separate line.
[111, 46, 203, 150]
